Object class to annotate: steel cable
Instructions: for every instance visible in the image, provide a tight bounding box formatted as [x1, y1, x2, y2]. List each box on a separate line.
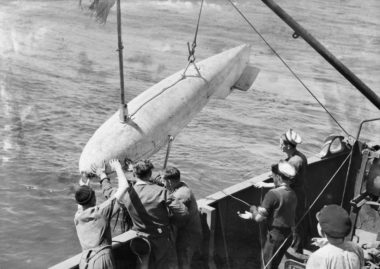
[225, 0, 351, 137]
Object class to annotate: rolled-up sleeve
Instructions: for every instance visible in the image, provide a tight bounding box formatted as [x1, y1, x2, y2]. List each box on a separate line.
[101, 179, 115, 199]
[100, 179, 122, 216]
[261, 190, 277, 216]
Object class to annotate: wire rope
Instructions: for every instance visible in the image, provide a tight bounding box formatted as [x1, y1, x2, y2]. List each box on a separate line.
[225, 0, 351, 137]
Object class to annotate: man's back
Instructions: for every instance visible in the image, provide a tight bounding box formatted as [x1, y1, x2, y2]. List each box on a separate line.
[74, 198, 116, 250]
[121, 180, 188, 269]
[122, 181, 188, 234]
[306, 241, 364, 269]
[287, 150, 307, 189]
[262, 186, 297, 228]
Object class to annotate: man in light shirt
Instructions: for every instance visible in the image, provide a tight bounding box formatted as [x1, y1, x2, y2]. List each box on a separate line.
[306, 204, 364, 269]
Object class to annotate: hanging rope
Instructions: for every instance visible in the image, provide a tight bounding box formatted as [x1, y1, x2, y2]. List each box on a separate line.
[188, 0, 204, 63]
[182, 0, 205, 77]
[225, 0, 351, 138]
[220, 190, 251, 207]
[129, 0, 208, 118]
[340, 145, 355, 207]
[258, 189, 265, 269]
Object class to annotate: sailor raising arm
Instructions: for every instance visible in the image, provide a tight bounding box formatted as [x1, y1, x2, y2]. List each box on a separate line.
[74, 159, 129, 269]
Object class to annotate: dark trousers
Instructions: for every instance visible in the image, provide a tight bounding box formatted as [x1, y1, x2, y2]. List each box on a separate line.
[292, 187, 308, 253]
[176, 232, 202, 269]
[263, 228, 292, 269]
[149, 235, 178, 269]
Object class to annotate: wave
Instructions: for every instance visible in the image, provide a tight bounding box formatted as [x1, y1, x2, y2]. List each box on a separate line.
[145, 0, 223, 11]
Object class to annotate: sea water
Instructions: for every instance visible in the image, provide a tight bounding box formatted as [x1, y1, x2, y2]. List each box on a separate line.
[0, 0, 379, 268]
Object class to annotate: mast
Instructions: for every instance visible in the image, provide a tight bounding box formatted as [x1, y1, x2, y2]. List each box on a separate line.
[116, 0, 128, 122]
[261, 0, 380, 110]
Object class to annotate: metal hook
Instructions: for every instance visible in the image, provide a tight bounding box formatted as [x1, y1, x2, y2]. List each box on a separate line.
[292, 32, 300, 39]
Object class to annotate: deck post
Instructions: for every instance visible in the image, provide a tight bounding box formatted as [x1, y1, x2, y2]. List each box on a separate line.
[199, 204, 217, 269]
[348, 149, 370, 240]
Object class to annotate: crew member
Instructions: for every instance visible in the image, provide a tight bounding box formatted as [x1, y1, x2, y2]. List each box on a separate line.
[120, 159, 189, 269]
[280, 129, 308, 254]
[255, 129, 308, 254]
[74, 159, 129, 269]
[238, 160, 297, 269]
[306, 204, 364, 269]
[163, 166, 202, 269]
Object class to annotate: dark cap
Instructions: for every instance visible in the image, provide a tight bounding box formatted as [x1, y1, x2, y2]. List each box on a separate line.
[133, 160, 154, 178]
[316, 204, 352, 238]
[163, 167, 180, 181]
[75, 185, 95, 205]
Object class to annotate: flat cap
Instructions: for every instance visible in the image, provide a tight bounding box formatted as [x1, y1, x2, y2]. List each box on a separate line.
[317, 204, 352, 238]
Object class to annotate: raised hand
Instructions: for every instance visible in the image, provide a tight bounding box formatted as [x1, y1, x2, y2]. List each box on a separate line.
[237, 210, 253, 220]
[79, 178, 90, 186]
[109, 159, 122, 171]
[91, 161, 106, 178]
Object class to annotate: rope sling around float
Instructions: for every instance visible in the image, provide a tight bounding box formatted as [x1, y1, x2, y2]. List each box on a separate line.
[182, 0, 204, 78]
[129, 0, 205, 119]
[85, 0, 206, 122]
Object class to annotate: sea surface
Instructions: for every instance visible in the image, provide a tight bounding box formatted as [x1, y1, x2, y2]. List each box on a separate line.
[0, 0, 379, 268]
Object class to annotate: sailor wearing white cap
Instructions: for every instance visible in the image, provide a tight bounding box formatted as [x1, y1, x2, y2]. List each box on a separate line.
[279, 129, 307, 174]
[280, 129, 308, 254]
[281, 128, 302, 146]
[254, 129, 308, 254]
[238, 160, 297, 269]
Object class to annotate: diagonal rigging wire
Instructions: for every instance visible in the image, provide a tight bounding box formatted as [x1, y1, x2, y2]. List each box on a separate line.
[226, 0, 351, 137]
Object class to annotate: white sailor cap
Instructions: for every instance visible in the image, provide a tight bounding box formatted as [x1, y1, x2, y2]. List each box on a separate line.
[282, 129, 302, 146]
[278, 160, 296, 179]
